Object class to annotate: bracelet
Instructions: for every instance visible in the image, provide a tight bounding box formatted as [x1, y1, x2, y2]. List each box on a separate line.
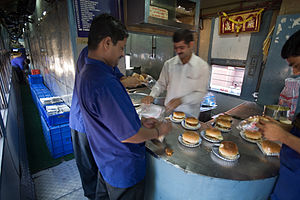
[155, 127, 160, 138]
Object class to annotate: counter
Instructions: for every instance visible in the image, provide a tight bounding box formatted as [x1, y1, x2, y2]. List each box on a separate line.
[143, 102, 280, 200]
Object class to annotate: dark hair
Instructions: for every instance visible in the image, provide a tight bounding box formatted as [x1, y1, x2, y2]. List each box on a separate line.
[281, 30, 300, 59]
[172, 29, 194, 44]
[88, 14, 128, 50]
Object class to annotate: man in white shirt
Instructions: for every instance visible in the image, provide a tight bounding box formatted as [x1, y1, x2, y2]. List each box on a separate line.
[142, 29, 210, 118]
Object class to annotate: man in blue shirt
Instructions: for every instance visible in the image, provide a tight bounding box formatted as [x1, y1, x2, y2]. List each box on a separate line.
[70, 46, 142, 199]
[11, 49, 26, 83]
[77, 14, 171, 199]
[257, 30, 300, 200]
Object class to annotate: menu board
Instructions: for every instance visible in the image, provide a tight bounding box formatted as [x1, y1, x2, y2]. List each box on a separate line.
[73, 0, 121, 37]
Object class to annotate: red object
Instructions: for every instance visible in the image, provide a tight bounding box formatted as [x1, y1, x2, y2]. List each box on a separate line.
[31, 69, 40, 75]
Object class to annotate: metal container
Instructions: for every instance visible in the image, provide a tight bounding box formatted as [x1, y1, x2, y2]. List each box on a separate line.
[263, 105, 289, 120]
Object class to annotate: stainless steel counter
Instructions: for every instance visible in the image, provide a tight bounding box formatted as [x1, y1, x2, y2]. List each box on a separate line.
[145, 101, 280, 181]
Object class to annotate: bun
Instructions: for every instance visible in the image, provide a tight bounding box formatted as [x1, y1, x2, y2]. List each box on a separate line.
[132, 73, 140, 78]
[173, 111, 185, 120]
[261, 140, 281, 154]
[182, 131, 200, 144]
[139, 75, 145, 82]
[185, 117, 199, 127]
[141, 73, 148, 79]
[205, 128, 223, 140]
[219, 141, 239, 159]
[244, 130, 262, 140]
[216, 119, 231, 129]
[247, 115, 269, 123]
[217, 114, 232, 122]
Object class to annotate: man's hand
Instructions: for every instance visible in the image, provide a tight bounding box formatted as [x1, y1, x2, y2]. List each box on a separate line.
[256, 119, 288, 141]
[156, 120, 172, 137]
[121, 76, 141, 88]
[141, 96, 154, 104]
[166, 97, 182, 113]
[141, 117, 159, 129]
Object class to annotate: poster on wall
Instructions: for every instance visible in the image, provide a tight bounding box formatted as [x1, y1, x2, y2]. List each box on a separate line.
[219, 8, 264, 35]
[73, 0, 122, 38]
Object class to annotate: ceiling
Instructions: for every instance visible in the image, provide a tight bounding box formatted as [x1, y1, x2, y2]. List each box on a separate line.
[0, 0, 36, 41]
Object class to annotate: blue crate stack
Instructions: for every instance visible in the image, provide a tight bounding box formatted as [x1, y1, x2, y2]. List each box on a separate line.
[28, 74, 73, 158]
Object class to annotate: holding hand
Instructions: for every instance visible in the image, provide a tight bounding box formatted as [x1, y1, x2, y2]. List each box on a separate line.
[141, 96, 154, 104]
[156, 120, 172, 137]
[141, 117, 159, 129]
[166, 97, 182, 113]
[256, 119, 288, 142]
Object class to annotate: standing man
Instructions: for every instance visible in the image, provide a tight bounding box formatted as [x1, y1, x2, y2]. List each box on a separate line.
[70, 45, 144, 199]
[141, 29, 210, 118]
[257, 30, 300, 200]
[77, 14, 172, 200]
[11, 49, 26, 83]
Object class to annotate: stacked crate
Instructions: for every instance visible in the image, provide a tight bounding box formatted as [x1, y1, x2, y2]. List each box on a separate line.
[28, 74, 73, 158]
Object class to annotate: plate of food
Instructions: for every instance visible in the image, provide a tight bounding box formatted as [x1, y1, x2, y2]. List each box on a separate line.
[200, 128, 223, 143]
[178, 131, 201, 148]
[240, 130, 263, 143]
[237, 115, 269, 130]
[257, 140, 281, 156]
[211, 141, 240, 162]
[214, 118, 232, 132]
[169, 111, 185, 123]
[181, 117, 201, 130]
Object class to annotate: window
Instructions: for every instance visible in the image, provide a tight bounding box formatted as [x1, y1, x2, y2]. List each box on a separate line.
[0, 51, 11, 110]
[210, 64, 245, 96]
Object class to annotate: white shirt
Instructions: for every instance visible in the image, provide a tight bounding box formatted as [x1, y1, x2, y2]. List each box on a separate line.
[150, 53, 210, 117]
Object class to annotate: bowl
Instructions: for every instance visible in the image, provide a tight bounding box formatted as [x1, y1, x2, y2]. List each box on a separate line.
[263, 105, 289, 120]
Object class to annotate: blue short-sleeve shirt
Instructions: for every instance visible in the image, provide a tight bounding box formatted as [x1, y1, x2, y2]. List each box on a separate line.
[77, 57, 145, 188]
[69, 46, 124, 133]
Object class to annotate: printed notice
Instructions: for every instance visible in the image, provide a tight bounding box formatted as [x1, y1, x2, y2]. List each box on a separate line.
[149, 6, 168, 20]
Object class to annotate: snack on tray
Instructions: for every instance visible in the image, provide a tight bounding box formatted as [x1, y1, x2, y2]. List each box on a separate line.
[215, 119, 231, 131]
[219, 141, 239, 160]
[185, 117, 199, 129]
[216, 114, 232, 122]
[244, 130, 262, 140]
[173, 111, 185, 120]
[182, 131, 200, 145]
[205, 128, 223, 140]
[260, 140, 281, 154]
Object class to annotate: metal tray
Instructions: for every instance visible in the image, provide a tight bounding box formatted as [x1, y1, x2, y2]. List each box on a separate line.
[257, 142, 280, 157]
[181, 120, 201, 130]
[239, 131, 262, 144]
[211, 144, 240, 162]
[178, 134, 201, 148]
[200, 130, 222, 143]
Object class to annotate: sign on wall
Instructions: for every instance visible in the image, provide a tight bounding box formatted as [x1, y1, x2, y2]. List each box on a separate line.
[73, 0, 122, 38]
[219, 8, 264, 35]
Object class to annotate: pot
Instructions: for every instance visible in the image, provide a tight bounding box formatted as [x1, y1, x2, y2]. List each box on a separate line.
[263, 105, 289, 120]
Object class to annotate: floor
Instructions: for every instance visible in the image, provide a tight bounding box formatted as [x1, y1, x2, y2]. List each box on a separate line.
[32, 159, 88, 200]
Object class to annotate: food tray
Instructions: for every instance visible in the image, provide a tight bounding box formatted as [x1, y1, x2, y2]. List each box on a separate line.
[239, 131, 262, 144]
[181, 120, 201, 130]
[169, 114, 184, 123]
[211, 144, 240, 162]
[257, 142, 280, 157]
[200, 130, 222, 143]
[178, 134, 201, 148]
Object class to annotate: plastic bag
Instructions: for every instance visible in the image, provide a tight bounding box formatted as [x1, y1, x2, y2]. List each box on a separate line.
[201, 92, 216, 107]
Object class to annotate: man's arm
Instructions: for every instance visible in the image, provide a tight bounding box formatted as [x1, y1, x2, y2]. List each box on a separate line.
[122, 120, 172, 143]
[257, 120, 300, 154]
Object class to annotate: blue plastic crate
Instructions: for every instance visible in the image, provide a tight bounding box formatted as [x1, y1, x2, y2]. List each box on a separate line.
[40, 116, 71, 159]
[28, 74, 43, 85]
[39, 104, 70, 126]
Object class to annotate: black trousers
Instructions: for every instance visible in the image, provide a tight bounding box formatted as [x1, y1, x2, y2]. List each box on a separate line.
[12, 67, 24, 84]
[71, 129, 98, 199]
[96, 171, 145, 200]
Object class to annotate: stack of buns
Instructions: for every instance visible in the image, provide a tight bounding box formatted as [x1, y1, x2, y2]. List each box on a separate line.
[185, 117, 199, 128]
[205, 128, 223, 141]
[172, 111, 185, 121]
[182, 131, 200, 145]
[219, 141, 239, 159]
[247, 115, 270, 123]
[216, 114, 232, 122]
[244, 130, 262, 140]
[260, 140, 281, 154]
[215, 119, 231, 131]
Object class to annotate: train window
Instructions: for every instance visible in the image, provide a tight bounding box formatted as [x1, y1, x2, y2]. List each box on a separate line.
[209, 64, 245, 96]
[0, 52, 11, 111]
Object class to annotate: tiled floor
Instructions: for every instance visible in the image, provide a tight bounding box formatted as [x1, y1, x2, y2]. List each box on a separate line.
[33, 159, 88, 200]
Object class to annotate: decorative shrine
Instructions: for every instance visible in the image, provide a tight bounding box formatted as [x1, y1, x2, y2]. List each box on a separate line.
[219, 8, 264, 35]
